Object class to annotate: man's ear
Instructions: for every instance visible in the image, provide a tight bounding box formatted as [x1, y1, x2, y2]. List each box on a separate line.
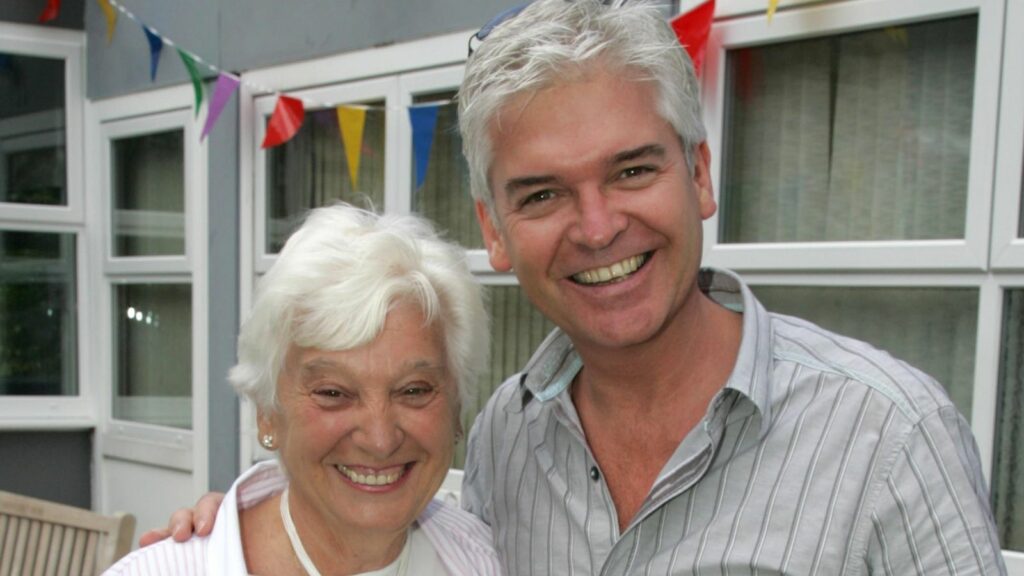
[693, 141, 717, 220]
[475, 200, 513, 272]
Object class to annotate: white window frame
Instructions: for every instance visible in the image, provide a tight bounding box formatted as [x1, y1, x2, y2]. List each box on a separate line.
[990, 0, 1024, 269]
[0, 23, 89, 427]
[0, 22, 84, 226]
[700, 0, 1004, 272]
[87, 85, 208, 488]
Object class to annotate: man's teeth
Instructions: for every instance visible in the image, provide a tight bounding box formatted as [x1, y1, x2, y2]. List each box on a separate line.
[337, 465, 403, 486]
[573, 254, 646, 285]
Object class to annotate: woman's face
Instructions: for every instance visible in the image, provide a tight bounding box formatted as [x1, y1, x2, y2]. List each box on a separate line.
[262, 302, 458, 540]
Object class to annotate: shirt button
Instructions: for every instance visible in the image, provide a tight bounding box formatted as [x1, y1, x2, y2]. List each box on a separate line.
[589, 466, 600, 481]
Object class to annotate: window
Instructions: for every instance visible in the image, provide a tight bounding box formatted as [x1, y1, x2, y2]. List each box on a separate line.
[0, 23, 86, 425]
[702, 0, 1020, 566]
[90, 84, 208, 484]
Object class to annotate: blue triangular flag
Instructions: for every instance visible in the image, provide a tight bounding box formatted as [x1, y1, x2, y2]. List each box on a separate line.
[143, 26, 163, 82]
[409, 104, 440, 189]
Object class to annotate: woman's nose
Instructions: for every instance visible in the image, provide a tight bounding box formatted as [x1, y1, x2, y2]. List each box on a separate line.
[353, 409, 405, 457]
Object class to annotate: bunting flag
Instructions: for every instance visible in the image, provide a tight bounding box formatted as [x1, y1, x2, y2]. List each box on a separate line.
[201, 73, 240, 140]
[38, 0, 60, 23]
[671, 0, 715, 76]
[143, 26, 163, 81]
[337, 106, 367, 189]
[178, 49, 205, 116]
[262, 95, 305, 149]
[767, 0, 779, 22]
[409, 105, 440, 189]
[97, 0, 118, 43]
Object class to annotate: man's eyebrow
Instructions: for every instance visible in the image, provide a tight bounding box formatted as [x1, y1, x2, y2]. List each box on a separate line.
[611, 144, 666, 164]
[504, 174, 558, 196]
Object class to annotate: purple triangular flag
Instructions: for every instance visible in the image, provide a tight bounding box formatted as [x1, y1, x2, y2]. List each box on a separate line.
[201, 73, 240, 140]
[409, 104, 440, 189]
[143, 26, 163, 82]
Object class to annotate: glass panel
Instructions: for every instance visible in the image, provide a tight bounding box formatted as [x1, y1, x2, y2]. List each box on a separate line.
[411, 92, 481, 249]
[0, 231, 76, 395]
[454, 284, 554, 467]
[721, 16, 977, 243]
[0, 53, 67, 206]
[111, 130, 185, 256]
[752, 286, 977, 417]
[266, 104, 386, 253]
[113, 283, 191, 428]
[993, 289, 1024, 552]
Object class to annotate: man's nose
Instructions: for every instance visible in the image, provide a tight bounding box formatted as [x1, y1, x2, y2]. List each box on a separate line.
[568, 186, 627, 250]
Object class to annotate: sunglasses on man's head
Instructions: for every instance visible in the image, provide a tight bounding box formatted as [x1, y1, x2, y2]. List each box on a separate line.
[467, 0, 620, 56]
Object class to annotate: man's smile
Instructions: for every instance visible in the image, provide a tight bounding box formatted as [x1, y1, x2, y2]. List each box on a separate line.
[571, 253, 649, 286]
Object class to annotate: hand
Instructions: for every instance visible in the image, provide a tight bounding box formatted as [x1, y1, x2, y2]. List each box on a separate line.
[137, 492, 226, 546]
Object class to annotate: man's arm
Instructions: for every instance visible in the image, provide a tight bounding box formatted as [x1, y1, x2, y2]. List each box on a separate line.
[864, 406, 1006, 574]
[137, 492, 225, 546]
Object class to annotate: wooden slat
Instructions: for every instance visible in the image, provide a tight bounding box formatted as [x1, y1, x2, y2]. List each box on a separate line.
[1, 516, 18, 576]
[32, 522, 53, 576]
[11, 518, 29, 575]
[24, 520, 41, 575]
[44, 525, 63, 576]
[56, 525, 73, 576]
[68, 529, 86, 576]
[81, 531, 98, 576]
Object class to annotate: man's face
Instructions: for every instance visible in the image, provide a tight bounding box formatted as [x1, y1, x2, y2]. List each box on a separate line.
[477, 69, 717, 354]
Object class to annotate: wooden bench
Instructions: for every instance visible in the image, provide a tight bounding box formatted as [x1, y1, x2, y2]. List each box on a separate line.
[0, 490, 135, 576]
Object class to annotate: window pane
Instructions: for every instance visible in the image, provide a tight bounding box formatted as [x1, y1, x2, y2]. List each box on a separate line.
[0, 231, 76, 395]
[454, 284, 554, 467]
[411, 93, 481, 249]
[266, 105, 385, 253]
[721, 16, 977, 243]
[111, 130, 185, 256]
[0, 53, 67, 206]
[993, 289, 1024, 552]
[752, 286, 977, 417]
[112, 283, 191, 429]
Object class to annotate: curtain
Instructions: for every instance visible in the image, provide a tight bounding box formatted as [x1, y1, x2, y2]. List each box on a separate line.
[722, 16, 976, 243]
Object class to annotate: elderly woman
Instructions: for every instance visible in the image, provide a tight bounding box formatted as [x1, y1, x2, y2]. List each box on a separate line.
[106, 204, 499, 575]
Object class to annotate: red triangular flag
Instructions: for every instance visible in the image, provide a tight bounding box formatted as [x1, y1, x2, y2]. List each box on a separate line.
[38, 0, 60, 23]
[671, 0, 715, 76]
[261, 96, 305, 149]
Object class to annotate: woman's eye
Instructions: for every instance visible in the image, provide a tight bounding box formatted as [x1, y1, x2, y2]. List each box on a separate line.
[398, 384, 437, 405]
[311, 387, 353, 405]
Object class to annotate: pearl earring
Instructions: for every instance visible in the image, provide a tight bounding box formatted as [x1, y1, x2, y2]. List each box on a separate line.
[260, 434, 275, 449]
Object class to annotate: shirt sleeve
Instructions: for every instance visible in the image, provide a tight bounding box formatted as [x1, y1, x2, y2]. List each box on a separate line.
[865, 406, 1007, 575]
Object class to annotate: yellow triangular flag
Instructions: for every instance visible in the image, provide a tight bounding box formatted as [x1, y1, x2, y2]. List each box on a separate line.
[97, 0, 118, 43]
[767, 0, 779, 22]
[337, 106, 366, 189]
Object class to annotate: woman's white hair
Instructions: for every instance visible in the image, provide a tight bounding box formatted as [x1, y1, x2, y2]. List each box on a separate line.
[228, 203, 489, 421]
[458, 0, 706, 216]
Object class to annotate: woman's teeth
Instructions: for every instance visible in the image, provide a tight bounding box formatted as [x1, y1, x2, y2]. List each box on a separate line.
[336, 465, 403, 486]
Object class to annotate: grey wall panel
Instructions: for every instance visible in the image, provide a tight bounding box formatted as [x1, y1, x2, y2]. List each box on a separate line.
[86, 0, 221, 100]
[206, 87, 241, 492]
[219, 0, 515, 72]
[0, 0, 84, 30]
[0, 430, 92, 508]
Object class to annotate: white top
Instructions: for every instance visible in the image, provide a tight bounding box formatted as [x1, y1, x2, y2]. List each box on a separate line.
[104, 460, 500, 576]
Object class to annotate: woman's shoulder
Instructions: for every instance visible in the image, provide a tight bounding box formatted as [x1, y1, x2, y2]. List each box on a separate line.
[102, 537, 209, 575]
[417, 499, 500, 574]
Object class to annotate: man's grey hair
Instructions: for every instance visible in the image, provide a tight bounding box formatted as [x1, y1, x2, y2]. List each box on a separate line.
[228, 203, 489, 423]
[458, 0, 706, 215]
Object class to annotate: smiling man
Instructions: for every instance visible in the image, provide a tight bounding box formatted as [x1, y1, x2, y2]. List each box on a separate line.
[456, 0, 1006, 574]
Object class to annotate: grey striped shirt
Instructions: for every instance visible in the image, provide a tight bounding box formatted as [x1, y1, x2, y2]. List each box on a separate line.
[463, 268, 1006, 575]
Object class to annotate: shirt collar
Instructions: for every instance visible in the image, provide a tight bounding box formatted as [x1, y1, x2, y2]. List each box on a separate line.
[513, 268, 775, 435]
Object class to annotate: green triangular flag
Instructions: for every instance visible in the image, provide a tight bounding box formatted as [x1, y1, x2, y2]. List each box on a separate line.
[178, 49, 204, 116]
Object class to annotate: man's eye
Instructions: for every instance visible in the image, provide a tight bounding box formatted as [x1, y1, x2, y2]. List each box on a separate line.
[620, 165, 654, 179]
[521, 189, 555, 207]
